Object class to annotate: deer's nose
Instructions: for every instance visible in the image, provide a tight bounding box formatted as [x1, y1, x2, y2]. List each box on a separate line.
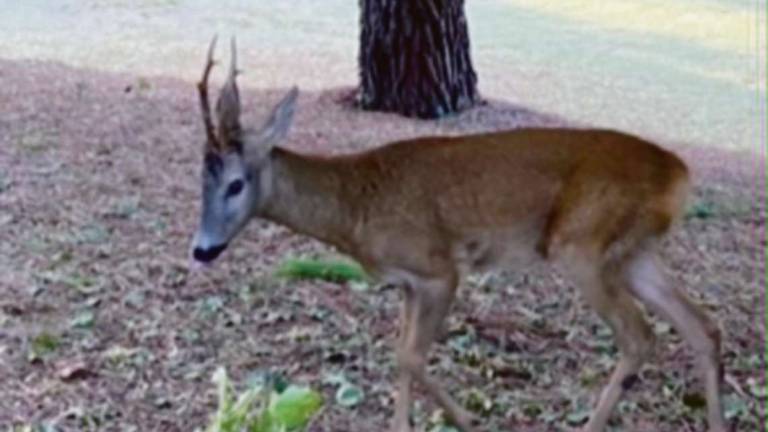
[193, 243, 228, 262]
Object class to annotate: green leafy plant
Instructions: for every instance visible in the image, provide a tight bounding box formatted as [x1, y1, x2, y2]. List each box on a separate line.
[205, 367, 323, 432]
[276, 258, 367, 283]
[322, 372, 365, 408]
[686, 200, 716, 220]
[28, 332, 59, 362]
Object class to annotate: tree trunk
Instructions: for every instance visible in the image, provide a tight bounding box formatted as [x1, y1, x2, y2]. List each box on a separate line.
[358, 0, 478, 119]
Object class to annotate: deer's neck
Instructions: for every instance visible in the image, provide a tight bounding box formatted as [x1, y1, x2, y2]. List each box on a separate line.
[262, 148, 357, 252]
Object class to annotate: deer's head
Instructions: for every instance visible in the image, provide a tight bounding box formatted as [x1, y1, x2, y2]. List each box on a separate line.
[191, 37, 298, 264]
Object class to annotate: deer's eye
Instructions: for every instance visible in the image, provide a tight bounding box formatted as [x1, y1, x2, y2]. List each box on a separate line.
[226, 179, 244, 198]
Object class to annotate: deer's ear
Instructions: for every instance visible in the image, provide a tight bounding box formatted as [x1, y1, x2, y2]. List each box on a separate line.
[245, 87, 299, 163]
[260, 87, 299, 146]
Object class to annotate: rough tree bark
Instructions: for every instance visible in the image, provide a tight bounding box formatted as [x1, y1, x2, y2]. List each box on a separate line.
[358, 0, 479, 119]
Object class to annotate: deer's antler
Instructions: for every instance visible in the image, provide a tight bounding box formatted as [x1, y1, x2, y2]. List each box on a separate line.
[198, 35, 220, 151]
[216, 37, 242, 148]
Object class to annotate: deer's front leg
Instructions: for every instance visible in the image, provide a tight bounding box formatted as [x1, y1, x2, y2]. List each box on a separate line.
[392, 275, 478, 432]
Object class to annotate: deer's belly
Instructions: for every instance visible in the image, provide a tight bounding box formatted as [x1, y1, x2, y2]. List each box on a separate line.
[451, 227, 543, 273]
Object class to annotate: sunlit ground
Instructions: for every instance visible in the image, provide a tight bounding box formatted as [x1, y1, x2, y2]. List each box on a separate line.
[0, 0, 764, 150]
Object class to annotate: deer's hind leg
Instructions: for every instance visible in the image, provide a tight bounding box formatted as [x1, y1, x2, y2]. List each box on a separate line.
[625, 249, 727, 432]
[556, 244, 655, 432]
[391, 287, 415, 432]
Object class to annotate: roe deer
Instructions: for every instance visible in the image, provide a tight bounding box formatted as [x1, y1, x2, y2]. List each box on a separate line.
[189, 38, 727, 432]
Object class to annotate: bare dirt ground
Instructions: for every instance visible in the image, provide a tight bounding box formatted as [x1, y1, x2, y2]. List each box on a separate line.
[0, 59, 764, 431]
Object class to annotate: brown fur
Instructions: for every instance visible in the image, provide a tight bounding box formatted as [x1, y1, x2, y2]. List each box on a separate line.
[264, 128, 689, 272]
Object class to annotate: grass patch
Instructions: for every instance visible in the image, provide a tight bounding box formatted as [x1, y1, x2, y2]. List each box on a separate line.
[686, 201, 717, 220]
[16, 130, 57, 153]
[685, 197, 752, 221]
[28, 332, 59, 362]
[276, 258, 368, 284]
